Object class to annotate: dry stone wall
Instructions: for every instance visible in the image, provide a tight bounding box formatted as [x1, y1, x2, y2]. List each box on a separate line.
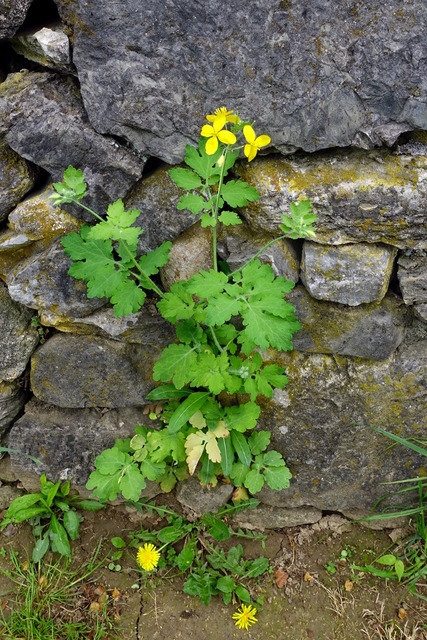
[0, 0, 426, 525]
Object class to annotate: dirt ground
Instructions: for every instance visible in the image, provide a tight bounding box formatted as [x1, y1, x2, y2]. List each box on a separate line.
[0, 500, 426, 640]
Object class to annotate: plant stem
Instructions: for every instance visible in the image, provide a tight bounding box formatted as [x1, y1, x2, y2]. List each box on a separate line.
[118, 241, 164, 298]
[71, 199, 104, 223]
[212, 150, 228, 272]
[209, 327, 223, 353]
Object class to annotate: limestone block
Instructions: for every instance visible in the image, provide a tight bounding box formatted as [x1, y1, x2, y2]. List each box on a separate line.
[218, 223, 299, 282]
[6, 239, 105, 318]
[0, 186, 82, 278]
[11, 24, 71, 71]
[236, 151, 427, 248]
[301, 242, 397, 305]
[160, 224, 213, 291]
[8, 399, 149, 487]
[124, 166, 196, 254]
[59, 0, 427, 163]
[0, 0, 32, 39]
[0, 140, 36, 224]
[290, 287, 409, 360]
[176, 476, 234, 515]
[235, 505, 322, 530]
[398, 249, 427, 322]
[0, 281, 39, 381]
[30, 332, 170, 408]
[0, 380, 25, 435]
[0, 71, 144, 220]
[256, 336, 426, 512]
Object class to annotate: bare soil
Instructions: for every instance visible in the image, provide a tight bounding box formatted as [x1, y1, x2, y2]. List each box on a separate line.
[0, 501, 426, 640]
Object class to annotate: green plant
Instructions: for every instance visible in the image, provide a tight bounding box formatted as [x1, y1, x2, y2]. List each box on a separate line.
[51, 107, 317, 501]
[1, 474, 104, 562]
[0, 543, 120, 639]
[351, 428, 427, 599]
[113, 498, 268, 607]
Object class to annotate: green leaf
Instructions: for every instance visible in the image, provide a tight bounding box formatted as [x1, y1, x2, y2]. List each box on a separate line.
[52, 166, 87, 203]
[109, 279, 146, 316]
[235, 585, 251, 603]
[169, 168, 202, 190]
[230, 462, 250, 487]
[216, 576, 236, 593]
[186, 270, 228, 298]
[63, 510, 80, 541]
[394, 559, 405, 581]
[87, 199, 142, 250]
[183, 568, 218, 605]
[177, 193, 206, 214]
[230, 431, 253, 466]
[217, 436, 234, 477]
[157, 282, 195, 323]
[221, 180, 259, 207]
[153, 343, 197, 389]
[49, 514, 71, 557]
[376, 554, 397, 566]
[263, 463, 292, 491]
[249, 431, 271, 455]
[206, 518, 230, 541]
[218, 210, 242, 226]
[32, 535, 50, 563]
[111, 536, 127, 549]
[148, 429, 186, 464]
[73, 500, 106, 511]
[176, 543, 195, 571]
[244, 557, 269, 578]
[244, 469, 265, 494]
[138, 241, 172, 277]
[225, 403, 260, 433]
[168, 391, 210, 434]
[200, 212, 216, 228]
[146, 385, 192, 401]
[184, 140, 222, 180]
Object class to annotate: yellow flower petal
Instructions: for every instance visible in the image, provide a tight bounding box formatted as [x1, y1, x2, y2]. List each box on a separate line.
[243, 125, 256, 144]
[254, 134, 271, 148]
[205, 135, 219, 155]
[244, 143, 257, 162]
[218, 129, 237, 145]
[212, 114, 226, 133]
[201, 124, 215, 137]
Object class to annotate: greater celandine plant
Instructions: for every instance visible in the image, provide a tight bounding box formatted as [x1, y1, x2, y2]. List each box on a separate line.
[50, 106, 317, 504]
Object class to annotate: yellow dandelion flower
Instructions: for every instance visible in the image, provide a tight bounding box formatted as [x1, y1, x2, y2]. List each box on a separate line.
[243, 125, 271, 162]
[232, 603, 258, 630]
[136, 543, 160, 571]
[201, 114, 237, 155]
[206, 106, 239, 124]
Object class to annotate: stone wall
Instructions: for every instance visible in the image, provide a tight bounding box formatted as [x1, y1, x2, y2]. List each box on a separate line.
[0, 0, 426, 525]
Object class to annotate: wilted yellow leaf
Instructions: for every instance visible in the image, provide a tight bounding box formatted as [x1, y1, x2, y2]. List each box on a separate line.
[189, 410, 206, 429]
[304, 572, 313, 582]
[232, 486, 249, 502]
[185, 432, 205, 475]
[398, 608, 407, 621]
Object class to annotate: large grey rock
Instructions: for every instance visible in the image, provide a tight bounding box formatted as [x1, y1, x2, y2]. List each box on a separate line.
[0, 0, 32, 39]
[236, 150, 427, 248]
[0, 380, 25, 435]
[61, 0, 427, 163]
[0, 71, 145, 219]
[176, 476, 234, 515]
[257, 336, 426, 513]
[301, 242, 398, 305]
[11, 24, 72, 71]
[0, 281, 39, 381]
[160, 224, 213, 291]
[8, 398, 149, 487]
[218, 223, 299, 282]
[125, 165, 197, 254]
[6, 239, 106, 318]
[235, 505, 322, 530]
[0, 186, 82, 278]
[0, 140, 37, 224]
[290, 287, 410, 360]
[30, 332, 171, 408]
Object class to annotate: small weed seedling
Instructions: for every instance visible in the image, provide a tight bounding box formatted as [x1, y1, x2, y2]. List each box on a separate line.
[1, 474, 104, 562]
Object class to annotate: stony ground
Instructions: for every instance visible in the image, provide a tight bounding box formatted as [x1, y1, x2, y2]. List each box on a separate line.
[0, 502, 426, 640]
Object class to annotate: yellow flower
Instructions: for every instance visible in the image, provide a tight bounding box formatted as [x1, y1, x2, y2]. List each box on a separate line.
[243, 125, 271, 162]
[136, 543, 160, 571]
[232, 603, 258, 630]
[206, 106, 239, 124]
[201, 114, 237, 155]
